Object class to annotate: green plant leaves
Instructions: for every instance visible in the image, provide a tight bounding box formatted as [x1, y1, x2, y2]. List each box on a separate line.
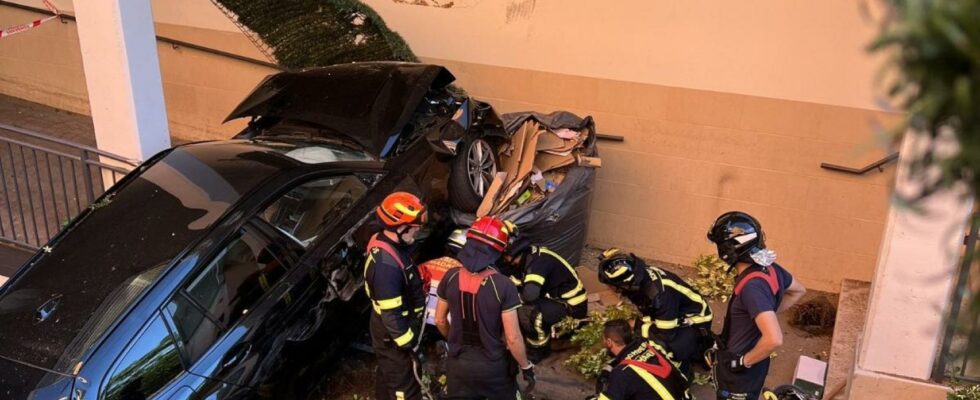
[690, 254, 736, 303]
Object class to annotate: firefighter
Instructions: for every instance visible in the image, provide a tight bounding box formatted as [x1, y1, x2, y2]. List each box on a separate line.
[706, 211, 806, 400]
[596, 319, 692, 400]
[364, 192, 429, 400]
[598, 248, 713, 376]
[434, 216, 535, 399]
[501, 236, 589, 362]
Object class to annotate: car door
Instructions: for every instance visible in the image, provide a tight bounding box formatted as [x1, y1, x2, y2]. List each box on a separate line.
[161, 171, 389, 398]
[159, 223, 294, 398]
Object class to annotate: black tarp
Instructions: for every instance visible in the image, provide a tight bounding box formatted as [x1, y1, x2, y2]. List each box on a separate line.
[452, 111, 597, 265]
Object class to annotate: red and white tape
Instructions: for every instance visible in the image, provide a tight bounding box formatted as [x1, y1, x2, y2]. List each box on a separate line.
[0, 0, 61, 40]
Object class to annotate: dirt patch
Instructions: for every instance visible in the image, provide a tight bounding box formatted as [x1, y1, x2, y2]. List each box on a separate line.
[790, 296, 838, 336]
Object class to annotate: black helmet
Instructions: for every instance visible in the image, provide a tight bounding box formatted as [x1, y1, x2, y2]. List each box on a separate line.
[598, 248, 642, 291]
[706, 211, 766, 267]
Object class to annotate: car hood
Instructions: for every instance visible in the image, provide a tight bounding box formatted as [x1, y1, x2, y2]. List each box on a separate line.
[225, 62, 456, 157]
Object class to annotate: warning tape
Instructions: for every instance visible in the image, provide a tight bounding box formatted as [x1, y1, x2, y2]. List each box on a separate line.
[0, 0, 61, 40]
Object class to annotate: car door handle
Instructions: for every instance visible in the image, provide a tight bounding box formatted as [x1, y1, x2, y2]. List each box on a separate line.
[221, 343, 252, 369]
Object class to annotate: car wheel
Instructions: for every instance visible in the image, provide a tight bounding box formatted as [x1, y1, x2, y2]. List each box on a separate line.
[449, 136, 498, 213]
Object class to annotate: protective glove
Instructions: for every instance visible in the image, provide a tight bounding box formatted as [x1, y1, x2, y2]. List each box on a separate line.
[719, 351, 748, 373]
[521, 362, 537, 393]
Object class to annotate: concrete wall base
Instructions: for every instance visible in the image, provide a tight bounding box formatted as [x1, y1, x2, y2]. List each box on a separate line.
[846, 368, 949, 400]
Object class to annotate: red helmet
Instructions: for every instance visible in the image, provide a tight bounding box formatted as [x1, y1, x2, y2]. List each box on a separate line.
[467, 216, 516, 252]
[377, 192, 427, 227]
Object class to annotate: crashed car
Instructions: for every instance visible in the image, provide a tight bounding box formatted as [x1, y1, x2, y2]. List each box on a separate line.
[0, 63, 505, 399]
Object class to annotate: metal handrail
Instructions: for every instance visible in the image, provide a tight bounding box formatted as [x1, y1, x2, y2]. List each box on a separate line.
[0, 0, 282, 71]
[820, 152, 899, 175]
[0, 125, 135, 249]
[0, 123, 138, 167]
[935, 213, 980, 384]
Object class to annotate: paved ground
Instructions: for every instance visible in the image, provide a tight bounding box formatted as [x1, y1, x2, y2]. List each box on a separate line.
[0, 93, 97, 147]
[0, 242, 32, 284]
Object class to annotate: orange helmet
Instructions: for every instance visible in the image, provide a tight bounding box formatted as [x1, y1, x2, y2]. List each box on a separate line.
[377, 192, 427, 227]
[467, 216, 516, 252]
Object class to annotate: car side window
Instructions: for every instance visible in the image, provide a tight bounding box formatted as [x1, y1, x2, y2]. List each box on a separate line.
[260, 174, 377, 247]
[103, 314, 182, 400]
[167, 228, 288, 362]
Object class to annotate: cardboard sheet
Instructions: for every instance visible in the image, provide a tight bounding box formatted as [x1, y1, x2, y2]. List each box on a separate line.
[476, 172, 507, 217]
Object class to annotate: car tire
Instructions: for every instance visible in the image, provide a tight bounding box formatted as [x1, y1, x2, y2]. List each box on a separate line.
[449, 136, 499, 213]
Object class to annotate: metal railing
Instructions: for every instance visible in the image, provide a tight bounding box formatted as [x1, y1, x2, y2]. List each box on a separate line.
[0, 123, 137, 250]
[935, 214, 980, 383]
[820, 152, 899, 175]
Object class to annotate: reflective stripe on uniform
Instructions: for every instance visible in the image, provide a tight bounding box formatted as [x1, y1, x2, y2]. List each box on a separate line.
[525, 273, 546, 286]
[626, 365, 676, 400]
[375, 296, 403, 310]
[640, 316, 679, 334]
[535, 247, 588, 307]
[510, 275, 523, 286]
[662, 278, 712, 323]
[394, 329, 415, 347]
[529, 311, 549, 347]
[566, 292, 588, 306]
[396, 391, 406, 400]
[598, 395, 612, 400]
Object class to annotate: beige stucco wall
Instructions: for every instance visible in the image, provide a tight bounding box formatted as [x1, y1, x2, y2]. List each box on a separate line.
[433, 58, 898, 292]
[362, 0, 889, 112]
[0, 0, 897, 292]
[0, 5, 274, 140]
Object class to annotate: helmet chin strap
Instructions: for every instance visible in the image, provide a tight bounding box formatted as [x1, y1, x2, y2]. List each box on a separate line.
[389, 225, 411, 245]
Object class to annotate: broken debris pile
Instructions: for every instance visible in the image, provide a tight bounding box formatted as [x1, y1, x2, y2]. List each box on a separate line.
[478, 117, 601, 216]
[453, 111, 599, 265]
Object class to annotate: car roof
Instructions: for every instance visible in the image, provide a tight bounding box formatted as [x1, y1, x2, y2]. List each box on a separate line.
[0, 140, 361, 373]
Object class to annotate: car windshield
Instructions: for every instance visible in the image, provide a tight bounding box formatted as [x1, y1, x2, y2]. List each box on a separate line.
[252, 139, 374, 164]
[0, 142, 287, 373]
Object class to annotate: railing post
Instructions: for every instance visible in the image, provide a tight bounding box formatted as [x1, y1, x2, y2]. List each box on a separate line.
[80, 150, 96, 205]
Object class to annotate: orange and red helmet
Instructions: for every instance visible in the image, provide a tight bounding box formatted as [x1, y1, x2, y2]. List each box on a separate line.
[377, 192, 427, 227]
[466, 216, 517, 252]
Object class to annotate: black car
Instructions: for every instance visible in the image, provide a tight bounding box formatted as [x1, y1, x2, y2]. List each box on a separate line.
[0, 63, 505, 399]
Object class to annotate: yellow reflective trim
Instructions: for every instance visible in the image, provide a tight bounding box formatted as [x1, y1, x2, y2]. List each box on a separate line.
[561, 282, 584, 299]
[602, 248, 621, 258]
[647, 340, 680, 369]
[687, 314, 713, 324]
[538, 247, 587, 301]
[375, 296, 403, 311]
[641, 320, 652, 338]
[654, 318, 680, 329]
[598, 395, 612, 400]
[566, 292, 588, 306]
[662, 279, 711, 320]
[528, 312, 549, 347]
[607, 265, 629, 278]
[525, 273, 546, 286]
[394, 203, 420, 217]
[394, 329, 415, 347]
[627, 365, 675, 400]
[396, 391, 406, 400]
[414, 307, 425, 314]
[510, 275, 523, 286]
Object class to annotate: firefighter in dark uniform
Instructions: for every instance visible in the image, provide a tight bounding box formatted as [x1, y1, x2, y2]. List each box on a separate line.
[434, 216, 535, 399]
[597, 319, 692, 400]
[598, 248, 713, 376]
[706, 212, 806, 400]
[501, 237, 589, 362]
[364, 192, 429, 400]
